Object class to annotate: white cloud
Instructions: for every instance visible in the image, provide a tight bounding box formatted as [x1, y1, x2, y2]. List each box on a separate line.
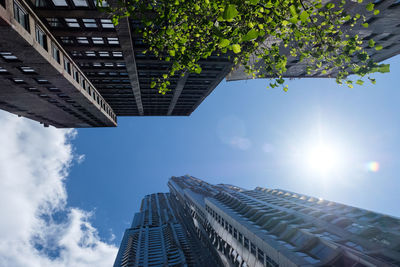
[230, 136, 251, 150]
[76, 154, 86, 164]
[0, 111, 117, 267]
[217, 116, 252, 150]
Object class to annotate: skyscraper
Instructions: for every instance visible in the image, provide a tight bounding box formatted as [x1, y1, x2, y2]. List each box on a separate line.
[113, 192, 223, 267]
[115, 175, 400, 266]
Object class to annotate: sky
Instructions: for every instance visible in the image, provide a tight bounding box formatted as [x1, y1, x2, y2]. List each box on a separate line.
[0, 55, 399, 266]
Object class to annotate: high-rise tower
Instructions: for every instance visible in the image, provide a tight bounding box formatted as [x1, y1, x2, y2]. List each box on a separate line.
[113, 192, 223, 267]
[115, 175, 400, 267]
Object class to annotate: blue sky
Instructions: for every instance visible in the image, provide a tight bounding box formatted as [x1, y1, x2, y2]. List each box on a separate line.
[67, 55, 400, 249]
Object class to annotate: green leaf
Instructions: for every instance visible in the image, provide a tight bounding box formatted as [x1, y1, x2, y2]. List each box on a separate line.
[290, 16, 298, 24]
[283, 85, 288, 92]
[374, 9, 380, 15]
[166, 28, 174, 35]
[150, 81, 156, 88]
[362, 23, 369, 28]
[375, 44, 383, 51]
[232, 44, 241, 54]
[219, 38, 230, 48]
[169, 50, 175, 56]
[356, 79, 364, 85]
[377, 64, 390, 73]
[368, 39, 375, 47]
[242, 29, 258, 41]
[289, 5, 297, 17]
[366, 3, 374, 11]
[326, 3, 335, 9]
[222, 4, 238, 21]
[281, 20, 289, 26]
[300, 11, 309, 23]
[249, 0, 259, 5]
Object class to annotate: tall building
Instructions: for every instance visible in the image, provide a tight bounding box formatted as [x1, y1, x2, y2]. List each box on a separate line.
[113, 192, 223, 267]
[115, 175, 400, 267]
[1, 0, 400, 127]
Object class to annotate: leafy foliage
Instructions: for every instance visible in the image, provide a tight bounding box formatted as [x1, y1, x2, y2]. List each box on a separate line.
[99, 0, 390, 93]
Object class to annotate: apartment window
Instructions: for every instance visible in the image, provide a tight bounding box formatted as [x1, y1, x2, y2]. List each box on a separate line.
[63, 57, 71, 74]
[257, 249, 264, 263]
[233, 228, 237, 239]
[51, 43, 60, 63]
[251, 243, 256, 256]
[100, 18, 114, 28]
[51, 0, 67, 6]
[65, 18, 80, 28]
[73, 69, 79, 83]
[47, 18, 61, 27]
[73, 0, 87, 6]
[92, 37, 104, 44]
[35, 25, 47, 50]
[19, 66, 35, 74]
[0, 52, 18, 61]
[0, 67, 8, 74]
[238, 232, 243, 243]
[244, 237, 249, 249]
[83, 18, 97, 28]
[13, 1, 30, 31]
[107, 37, 119, 45]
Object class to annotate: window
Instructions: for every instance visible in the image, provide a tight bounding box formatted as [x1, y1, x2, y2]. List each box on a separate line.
[251, 243, 256, 255]
[99, 51, 109, 57]
[77, 37, 89, 44]
[51, 0, 67, 6]
[92, 37, 104, 44]
[47, 18, 61, 27]
[100, 19, 114, 28]
[233, 228, 237, 239]
[107, 37, 119, 45]
[60, 36, 74, 44]
[0, 52, 18, 61]
[13, 1, 29, 31]
[19, 66, 35, 73]
[63, 57, 71, 74]
[112, 51, 123, 57]
[65, 18, 79, 28]
[238, 232, 243, 243]
[83, 18, 97, 28]
[257, 249, 264, 263]
[244, 237, 249, 249]
[73, 0, 87, 6]
[35, 78, 49, 84]
[35, 25, 47, 50]
[0, 67, 8, 74]
[11, 77, 25, 84]
[51, 43, 60, 63]
[73, 69, 79, 83]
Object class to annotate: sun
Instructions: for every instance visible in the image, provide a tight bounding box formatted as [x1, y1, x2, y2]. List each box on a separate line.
[306, 143, 339, 173]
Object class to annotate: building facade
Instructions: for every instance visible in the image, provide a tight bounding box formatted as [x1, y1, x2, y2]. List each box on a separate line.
[115, 175, 400, 267]
[113, 192, 223, 267]
[1, 0, 400, 127]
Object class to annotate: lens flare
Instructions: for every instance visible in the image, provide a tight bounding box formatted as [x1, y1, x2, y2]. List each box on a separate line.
[366, 161, 379, 172]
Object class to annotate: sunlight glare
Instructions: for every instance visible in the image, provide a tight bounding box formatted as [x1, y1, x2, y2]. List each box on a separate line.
[307, 143, 339, 173]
